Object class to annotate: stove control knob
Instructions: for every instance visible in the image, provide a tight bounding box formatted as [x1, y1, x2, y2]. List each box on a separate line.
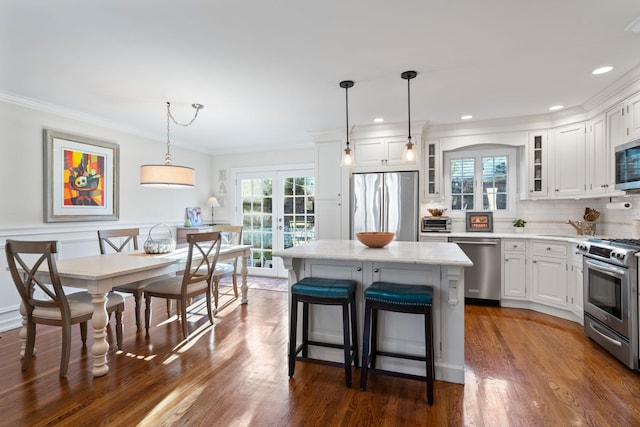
[577, 243, 587, 251]
[613, 252, 625, 260]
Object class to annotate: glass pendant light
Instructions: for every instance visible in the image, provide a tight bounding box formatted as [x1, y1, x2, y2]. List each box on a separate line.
[401, 71, 417, 163]
[339, 80, 355, 168]
[140, 101, 203, 188]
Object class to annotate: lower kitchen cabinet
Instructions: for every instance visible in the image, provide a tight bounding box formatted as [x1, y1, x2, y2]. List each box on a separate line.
[502, 239, 527, 300]
[568, 250, 584, 320]
[531, 255, 567, 308]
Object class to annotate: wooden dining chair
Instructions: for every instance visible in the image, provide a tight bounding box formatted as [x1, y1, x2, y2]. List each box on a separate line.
[143, 232, 222, 339]
[211, 225, 243, 309]
[97, 228, 150, 330]
[5, 239, 124, 378]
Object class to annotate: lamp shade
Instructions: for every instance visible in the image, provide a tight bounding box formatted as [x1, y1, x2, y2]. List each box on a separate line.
[207, 197, 221, 207]
[140, 164, 195, 188]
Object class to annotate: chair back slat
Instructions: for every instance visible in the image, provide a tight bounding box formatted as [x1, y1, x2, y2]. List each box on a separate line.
[182, 232, 222, 294]
[212, 225, 242, 246]
[97, 228, 140, 254]
[5, 240, 71, 317]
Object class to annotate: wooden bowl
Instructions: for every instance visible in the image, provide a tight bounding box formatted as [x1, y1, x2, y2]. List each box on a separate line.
[356, 232, 395, 248]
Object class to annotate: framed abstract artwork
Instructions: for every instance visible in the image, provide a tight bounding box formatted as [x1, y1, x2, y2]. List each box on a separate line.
[43, 129, 119, 222]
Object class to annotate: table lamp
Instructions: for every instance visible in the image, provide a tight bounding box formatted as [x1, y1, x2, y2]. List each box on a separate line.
[207, 197, 220, 225]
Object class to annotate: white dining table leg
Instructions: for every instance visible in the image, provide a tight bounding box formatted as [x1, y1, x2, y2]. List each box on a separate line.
[241, 252, 248, 304]
[90, 292, 110, 377]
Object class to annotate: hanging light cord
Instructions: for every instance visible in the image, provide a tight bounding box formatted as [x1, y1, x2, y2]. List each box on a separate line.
[345, 86, 350, 148]
[407, 76, 412, 142]
[165, 101, 203, 165]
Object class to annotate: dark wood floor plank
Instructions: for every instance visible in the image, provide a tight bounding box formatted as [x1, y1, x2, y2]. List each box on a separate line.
[1, 281, 640, 426]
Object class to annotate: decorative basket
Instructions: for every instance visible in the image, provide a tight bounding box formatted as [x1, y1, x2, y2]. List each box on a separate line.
[143, 224, 176, 254]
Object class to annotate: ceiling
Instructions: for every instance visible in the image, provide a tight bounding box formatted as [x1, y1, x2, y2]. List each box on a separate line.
[2, 1, 640, 155]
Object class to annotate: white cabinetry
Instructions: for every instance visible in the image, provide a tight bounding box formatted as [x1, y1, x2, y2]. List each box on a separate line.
[315, 141, 344, 240]
[626, 92, 640, 141]
[502, 239, 527, 300]
[527, 131, 548, 197]
[551, 123, 586, 197]
[568, 247, 584, 321]
[586, 113, 613, 195]
[354, 137, 412, 167]
[530, 241, 567, 308]
[423, 139, 441, 201]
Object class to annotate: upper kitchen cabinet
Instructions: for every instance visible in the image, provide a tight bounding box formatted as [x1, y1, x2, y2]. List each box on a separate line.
[626, 92, 640, 141]
[586, 113, 611, 195]
[423, 139, 441, 201]
[353, 136, 418, 169]
[527, 131, 548, 197]
[315, 141, 343, 199]
[551, 122, 586, 198]
[609, 93, 640, 145]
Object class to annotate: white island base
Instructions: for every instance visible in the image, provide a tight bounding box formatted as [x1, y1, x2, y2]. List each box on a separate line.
[275, 240, 472, 385]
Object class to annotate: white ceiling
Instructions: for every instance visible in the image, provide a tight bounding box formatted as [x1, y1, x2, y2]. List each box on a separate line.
[2, 0, 640, 155]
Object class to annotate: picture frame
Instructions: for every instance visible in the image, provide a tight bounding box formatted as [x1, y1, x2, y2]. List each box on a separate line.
[465, 211, 493, 232]
[43, 129, 119, 222]
[186, 207, 204, 226]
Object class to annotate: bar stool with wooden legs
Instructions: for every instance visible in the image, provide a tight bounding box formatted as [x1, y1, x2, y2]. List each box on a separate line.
[360, 281, 435, 405]
[288, 277, 359, 387]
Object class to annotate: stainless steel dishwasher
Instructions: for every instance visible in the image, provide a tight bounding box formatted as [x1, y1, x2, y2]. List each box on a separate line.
[448, 237, 501, 305]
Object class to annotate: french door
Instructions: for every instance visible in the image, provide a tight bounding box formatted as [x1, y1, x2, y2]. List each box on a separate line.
[235, 168, 315, 277]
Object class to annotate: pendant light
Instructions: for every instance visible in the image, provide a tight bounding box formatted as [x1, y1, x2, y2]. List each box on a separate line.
[140, 101, 204, 188]
[339, 80, 355, 168]
[401, 71, 417, 163]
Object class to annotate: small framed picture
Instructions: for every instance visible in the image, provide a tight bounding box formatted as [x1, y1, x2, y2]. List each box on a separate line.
[466, 212, 493, 232]
[186, 207, 204, 226]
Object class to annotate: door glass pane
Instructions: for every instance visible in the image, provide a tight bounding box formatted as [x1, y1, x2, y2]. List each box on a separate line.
[240, 177, 274, 268]
[282, 175, 315, 249]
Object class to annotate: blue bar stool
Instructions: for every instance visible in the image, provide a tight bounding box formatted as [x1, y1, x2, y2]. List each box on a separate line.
[288, 277, 359, 387]
[360, 281, 435, 404]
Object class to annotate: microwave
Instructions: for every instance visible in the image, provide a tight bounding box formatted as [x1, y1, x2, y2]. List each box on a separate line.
[615, 138, 640, 191]
[421, 216, 451, 233]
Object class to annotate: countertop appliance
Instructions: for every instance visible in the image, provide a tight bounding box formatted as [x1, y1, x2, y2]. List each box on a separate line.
[448, 237, 501, 305]
[421, 216, 451, 233]
[615, 138, 640, 192]
[576, 238, 639, 370]
[351, 171, 419, 241]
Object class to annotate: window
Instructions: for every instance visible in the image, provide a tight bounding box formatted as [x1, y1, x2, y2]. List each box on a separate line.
[445, 147, 516, 214]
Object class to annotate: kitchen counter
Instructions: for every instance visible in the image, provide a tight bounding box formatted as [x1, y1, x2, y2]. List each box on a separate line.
[420, 231, 594, 243]
[275, 239, 472, 384]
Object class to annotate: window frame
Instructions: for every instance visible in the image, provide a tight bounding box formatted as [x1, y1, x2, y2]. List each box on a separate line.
[443, 146, 517, 219]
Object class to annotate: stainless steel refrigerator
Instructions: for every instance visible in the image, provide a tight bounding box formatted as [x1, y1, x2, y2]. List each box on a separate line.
[351, 171, 419, 241]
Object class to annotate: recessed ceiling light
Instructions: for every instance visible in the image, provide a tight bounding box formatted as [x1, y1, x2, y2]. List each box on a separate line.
[373, 117, 384, 123]
[592, 66, 613, 75]
[461, 115, 473, 120]
[549, 105, 564, 111]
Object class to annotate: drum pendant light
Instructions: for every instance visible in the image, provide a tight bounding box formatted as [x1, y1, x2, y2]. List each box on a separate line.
[140, 101, 204, 188]
[401, 71, 417, 163]
[339, 80, 355, 167]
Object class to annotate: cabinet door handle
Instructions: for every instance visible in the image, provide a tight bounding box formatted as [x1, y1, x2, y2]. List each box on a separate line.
[533, 260, 538, 263]
[373, 268, 379, 273]
[356, 267, 362, 272]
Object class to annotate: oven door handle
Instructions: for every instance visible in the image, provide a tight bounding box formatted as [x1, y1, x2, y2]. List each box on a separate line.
[584, 258, 626, 279]
[589, 322, 623, 347]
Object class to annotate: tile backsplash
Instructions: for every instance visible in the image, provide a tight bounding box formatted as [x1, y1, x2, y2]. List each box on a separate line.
[421, 195, 640, 237]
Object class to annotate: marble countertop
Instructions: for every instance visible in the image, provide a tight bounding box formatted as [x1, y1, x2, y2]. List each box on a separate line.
[274, 239, 473, 267]
[420, 231, 596, 243]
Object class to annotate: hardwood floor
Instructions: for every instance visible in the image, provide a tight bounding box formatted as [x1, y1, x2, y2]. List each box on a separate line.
[1, 280, 640, 426]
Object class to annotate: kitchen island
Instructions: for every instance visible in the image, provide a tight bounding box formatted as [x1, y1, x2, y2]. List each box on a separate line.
[274, 239, 473, 384]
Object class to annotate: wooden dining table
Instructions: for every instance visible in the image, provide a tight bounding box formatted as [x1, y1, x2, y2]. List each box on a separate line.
[31, 244, 252, 377]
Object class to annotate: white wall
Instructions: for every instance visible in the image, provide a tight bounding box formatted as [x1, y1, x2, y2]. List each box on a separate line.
[0, 100, 216, 331]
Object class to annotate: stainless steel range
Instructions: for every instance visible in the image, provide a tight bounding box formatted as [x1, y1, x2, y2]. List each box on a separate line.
[576, 238, 639, 370]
